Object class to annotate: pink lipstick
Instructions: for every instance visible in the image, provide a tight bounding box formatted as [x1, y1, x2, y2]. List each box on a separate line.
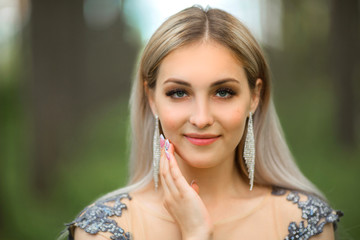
[184, 134, 220, 146]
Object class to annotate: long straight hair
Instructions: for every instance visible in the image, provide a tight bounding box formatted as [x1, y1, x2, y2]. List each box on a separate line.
[98, 6, 324, 202]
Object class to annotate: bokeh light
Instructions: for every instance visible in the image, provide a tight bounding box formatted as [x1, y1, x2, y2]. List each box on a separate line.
[123, 0, 282, 47]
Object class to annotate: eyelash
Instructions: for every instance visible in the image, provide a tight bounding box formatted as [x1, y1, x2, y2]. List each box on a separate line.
[165, 87, 237, 99]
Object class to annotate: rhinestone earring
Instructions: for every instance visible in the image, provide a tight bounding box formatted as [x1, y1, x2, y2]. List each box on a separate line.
[243, 112, 255, 191]
[153, 115, 161, 191]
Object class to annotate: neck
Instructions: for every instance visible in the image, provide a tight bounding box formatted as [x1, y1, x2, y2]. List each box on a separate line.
[174, 151, 250, 204]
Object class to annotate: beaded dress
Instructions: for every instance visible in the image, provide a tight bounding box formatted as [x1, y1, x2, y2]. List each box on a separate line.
[66, 187, 343, 240]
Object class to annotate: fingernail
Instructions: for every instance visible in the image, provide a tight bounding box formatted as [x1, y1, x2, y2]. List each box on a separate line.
[165, 150, 170, 160]
[160, 134, 165, 148]
[191, 180, 200, 194]
[165, 139, 170, 151]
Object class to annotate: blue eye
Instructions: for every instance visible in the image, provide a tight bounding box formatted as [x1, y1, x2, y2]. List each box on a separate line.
[166, 88, 236, 99]
[216, 90, 229, 97]
[166, 89, 188, 98]
[174, 91, 186, 98]
[215, 88, 236, 98]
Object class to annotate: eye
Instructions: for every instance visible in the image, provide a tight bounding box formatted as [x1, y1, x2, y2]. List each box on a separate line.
[215, 88, 236, 98]
[165, 89, 188, 98]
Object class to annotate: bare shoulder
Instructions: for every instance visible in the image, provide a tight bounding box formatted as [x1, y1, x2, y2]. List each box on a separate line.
[67, 192, 133, 240]
[270, 187, 343, 240]
[130, 182, 171, 217]
[73, 227, 110, 240]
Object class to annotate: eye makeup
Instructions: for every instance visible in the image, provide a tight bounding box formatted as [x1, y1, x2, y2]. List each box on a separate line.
[164, 86, 238, 99]
[214, 87, 237, 99]
[165, 88, 189, 98]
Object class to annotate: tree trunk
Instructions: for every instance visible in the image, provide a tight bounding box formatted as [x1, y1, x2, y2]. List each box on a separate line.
[330, 0, 358, 147]
[28, 0, 138, 194]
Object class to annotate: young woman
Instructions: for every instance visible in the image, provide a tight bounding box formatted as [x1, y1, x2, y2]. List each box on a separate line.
[64, 6, 343, 240]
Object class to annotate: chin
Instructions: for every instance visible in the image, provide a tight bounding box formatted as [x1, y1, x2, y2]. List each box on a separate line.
[188, 161, 217, 169]
[176, 151, 220, 169]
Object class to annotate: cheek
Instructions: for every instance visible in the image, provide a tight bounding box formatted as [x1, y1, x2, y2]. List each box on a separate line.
[216, 102, 248, 142]
[157, 103, 187, 138]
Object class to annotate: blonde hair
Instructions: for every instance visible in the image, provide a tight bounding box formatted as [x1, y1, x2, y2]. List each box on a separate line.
[98, 6, 324, 201]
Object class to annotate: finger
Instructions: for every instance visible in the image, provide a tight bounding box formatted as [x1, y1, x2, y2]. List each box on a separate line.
[160, 146, 170, 195]
[163, 140, 180, 196]
[160, 146, 166, 179]
[166, 143, 193, 194]
[160, 140, 179, 198]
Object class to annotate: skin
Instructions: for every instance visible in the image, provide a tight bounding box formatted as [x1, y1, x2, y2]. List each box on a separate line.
[147, 40, 262, 239]
[73, 39, 336, 240]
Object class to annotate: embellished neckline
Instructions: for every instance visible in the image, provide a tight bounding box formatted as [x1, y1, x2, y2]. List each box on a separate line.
[67, 192, 133, 240]
[67, 187, 343, 240]
[271, 186, 343, 240]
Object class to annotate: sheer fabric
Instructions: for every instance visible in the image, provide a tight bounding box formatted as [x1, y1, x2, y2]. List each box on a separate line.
[67, 187, 342, 240]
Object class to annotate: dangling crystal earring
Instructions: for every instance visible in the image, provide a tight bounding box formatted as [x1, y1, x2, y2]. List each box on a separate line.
[243, 112, 255, 191]
[153, 115, 161, 191]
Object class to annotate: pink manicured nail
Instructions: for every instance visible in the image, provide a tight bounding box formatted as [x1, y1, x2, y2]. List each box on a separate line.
[165, 150, 170, 160]
[160, 134, 165, 148]
[165, 139, 170, 151]
[190, 180, 200, 194]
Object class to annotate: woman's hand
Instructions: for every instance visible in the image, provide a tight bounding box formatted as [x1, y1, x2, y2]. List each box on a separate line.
[159, 135, 214, 240]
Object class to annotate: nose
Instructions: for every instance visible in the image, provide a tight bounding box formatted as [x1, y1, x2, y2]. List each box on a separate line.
[189, 98, 214, 129]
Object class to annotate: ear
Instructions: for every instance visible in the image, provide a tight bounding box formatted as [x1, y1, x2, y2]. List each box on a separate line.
[144, 81, 158, 116]
[250, 78, 263, 114]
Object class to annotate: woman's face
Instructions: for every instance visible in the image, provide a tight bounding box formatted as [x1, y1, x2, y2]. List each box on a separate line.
[148, 41, 261, 168]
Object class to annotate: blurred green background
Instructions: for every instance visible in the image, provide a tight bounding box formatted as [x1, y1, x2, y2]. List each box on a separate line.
[0, 0, 359, 239]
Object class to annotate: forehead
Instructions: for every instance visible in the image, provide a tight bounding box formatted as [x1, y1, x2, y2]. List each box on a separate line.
[157, 41, 246, 85]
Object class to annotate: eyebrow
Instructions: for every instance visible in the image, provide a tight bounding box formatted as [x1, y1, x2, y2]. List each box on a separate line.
[163, 78, 240, 87]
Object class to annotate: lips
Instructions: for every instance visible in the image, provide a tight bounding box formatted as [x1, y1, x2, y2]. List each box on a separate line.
[184, 133, 221, 146]
[185, 133, 219, 138]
